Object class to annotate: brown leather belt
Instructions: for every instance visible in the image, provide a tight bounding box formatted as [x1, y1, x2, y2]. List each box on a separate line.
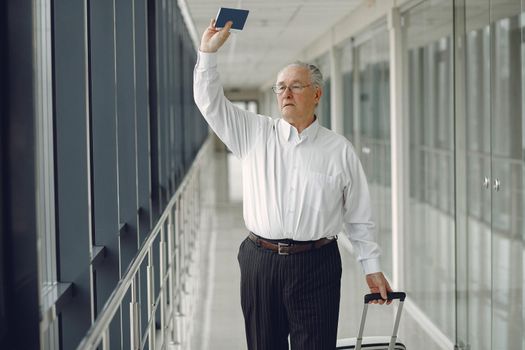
[248, 232, 335, 255]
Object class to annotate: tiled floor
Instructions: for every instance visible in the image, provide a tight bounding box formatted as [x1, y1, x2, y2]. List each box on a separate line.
[191, 147, 446, 349]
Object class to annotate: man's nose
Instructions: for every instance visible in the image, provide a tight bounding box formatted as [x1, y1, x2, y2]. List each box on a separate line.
[282, 87, 293, 98]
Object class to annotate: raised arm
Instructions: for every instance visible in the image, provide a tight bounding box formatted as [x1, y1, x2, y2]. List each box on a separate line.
[194, 19, 268, 158]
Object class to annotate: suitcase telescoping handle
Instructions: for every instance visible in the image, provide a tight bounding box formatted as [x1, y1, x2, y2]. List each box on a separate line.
[364, 292, 406, 304]
[356, 292, 406, 350]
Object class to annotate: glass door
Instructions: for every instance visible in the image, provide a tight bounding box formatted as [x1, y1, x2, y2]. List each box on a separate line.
[461, 1, 493, 349]
[458, 0, 524, 349]
[490, 0, 523, 348]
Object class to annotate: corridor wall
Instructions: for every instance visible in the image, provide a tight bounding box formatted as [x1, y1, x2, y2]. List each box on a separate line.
[1, 0, 208, 349]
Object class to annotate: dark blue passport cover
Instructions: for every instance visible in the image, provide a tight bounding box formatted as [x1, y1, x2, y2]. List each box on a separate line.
[215, 7, 249, 30]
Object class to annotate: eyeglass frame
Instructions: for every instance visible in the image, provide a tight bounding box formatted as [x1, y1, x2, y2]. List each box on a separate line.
[271, 83, 312, 95]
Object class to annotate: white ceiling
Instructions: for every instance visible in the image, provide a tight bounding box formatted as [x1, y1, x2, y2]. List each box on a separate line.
[185, 0, 362, 89]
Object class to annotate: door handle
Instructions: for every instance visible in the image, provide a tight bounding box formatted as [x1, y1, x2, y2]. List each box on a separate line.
[482, 177, 490, 189]
[493, 178, 501, 192]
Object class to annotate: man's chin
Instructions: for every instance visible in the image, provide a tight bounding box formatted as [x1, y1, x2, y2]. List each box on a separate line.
[281, 112, 297, 120]
[281, 108, 297, 118]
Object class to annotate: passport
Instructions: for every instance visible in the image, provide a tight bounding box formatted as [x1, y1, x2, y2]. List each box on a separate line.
[215, 7, 249, 31]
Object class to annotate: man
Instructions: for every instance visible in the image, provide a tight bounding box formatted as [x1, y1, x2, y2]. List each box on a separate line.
[194, 19, 392, 349]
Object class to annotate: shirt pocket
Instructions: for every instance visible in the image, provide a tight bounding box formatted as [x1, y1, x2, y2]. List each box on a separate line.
[303, 171, 341, 211]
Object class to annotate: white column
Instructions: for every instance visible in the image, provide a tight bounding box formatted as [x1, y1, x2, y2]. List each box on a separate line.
[388, 6, 407, 290]
[330, 46, 344, 134]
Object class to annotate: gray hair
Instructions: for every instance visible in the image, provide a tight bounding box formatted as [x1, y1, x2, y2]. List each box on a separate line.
[278, 61, 324, 88]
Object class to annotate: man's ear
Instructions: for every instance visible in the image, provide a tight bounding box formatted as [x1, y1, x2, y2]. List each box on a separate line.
[315, 86, 323, 104]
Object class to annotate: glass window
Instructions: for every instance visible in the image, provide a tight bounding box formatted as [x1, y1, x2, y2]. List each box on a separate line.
[35, 0, 59, 347]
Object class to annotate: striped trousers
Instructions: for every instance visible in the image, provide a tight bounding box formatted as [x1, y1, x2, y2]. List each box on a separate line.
[237, 236, 342, 350]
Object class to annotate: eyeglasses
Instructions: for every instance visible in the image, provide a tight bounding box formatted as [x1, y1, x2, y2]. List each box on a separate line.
[272, 83, 311, 94]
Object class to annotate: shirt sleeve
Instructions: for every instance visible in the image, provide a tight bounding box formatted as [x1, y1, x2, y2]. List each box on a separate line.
[193, 51, 268, 158]
[342, 145, 382, 275]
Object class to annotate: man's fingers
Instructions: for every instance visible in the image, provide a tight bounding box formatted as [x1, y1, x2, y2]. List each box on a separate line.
[379, 274, 391, 304]
[219, 21, 233, 35]
[200, 19, 232, 52]
[380, 284, 388, 300]
[376, 281, 385, 305]
[384, 279, 393, 304]
[210, 20, 232, 32]
[365, 272, 392, 304]
[216, 22, 232, 43]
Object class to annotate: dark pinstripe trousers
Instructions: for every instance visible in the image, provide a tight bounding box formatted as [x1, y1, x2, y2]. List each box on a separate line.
[237, 236, 342, 350]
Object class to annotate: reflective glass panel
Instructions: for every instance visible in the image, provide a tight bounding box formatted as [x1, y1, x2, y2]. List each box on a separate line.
[462, 0, 524, 348]
[35, 0, 59, 347]
[403, 0, 456, 342]
[341, 40, 354, 142]
[464, 2, 492, 349]
[316, 53, 331, 128]
[490, 1, 523, 348]
[355, 24, 392, 278]
[522, 5, 525, 349]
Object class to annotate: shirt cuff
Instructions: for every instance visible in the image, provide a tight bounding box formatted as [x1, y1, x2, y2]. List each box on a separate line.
[361, 258, 381, 275]
[197, 50, 217, 68]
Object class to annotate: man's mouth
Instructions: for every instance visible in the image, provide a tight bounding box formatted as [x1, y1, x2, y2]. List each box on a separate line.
[283, 103, 295, 108]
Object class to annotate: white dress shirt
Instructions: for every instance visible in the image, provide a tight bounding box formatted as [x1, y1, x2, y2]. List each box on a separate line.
[194, 52, 381, 274]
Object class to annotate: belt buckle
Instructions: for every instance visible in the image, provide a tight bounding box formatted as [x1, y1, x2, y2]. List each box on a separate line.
[278, 242, 290, 255]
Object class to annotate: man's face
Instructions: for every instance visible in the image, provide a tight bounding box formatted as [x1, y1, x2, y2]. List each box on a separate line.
[275, 66, 321, 121]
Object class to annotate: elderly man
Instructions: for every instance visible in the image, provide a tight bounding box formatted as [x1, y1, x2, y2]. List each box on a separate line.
[194, 20, 392, 349]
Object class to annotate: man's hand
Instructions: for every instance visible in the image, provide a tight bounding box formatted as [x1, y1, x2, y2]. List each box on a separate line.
[200, 19, 233, 53]
[365, 272, 393, 305]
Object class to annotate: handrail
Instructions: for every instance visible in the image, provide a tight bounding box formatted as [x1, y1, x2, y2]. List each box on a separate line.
[77, 137, 212, 350]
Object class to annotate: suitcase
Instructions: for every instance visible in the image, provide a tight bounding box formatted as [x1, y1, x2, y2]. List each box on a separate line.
[336, 292, 407, 350]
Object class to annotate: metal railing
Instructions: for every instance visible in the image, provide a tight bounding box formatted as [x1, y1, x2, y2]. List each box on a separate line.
[77, 139, 211, 350]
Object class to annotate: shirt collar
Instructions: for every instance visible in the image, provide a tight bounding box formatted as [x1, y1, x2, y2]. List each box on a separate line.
[279, 116, 320, 143]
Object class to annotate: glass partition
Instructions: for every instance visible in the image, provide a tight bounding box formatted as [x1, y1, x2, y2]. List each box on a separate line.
[354, 24, 392, 278]
[461, 0, 524, 348]
[521, 6, 524, 350]
[341, 39, 354, 142]
[315, 53, 331, 128]
[463, 2, 492, 348]
[489, 1, 523, 348]
[403, 0, 456, 342]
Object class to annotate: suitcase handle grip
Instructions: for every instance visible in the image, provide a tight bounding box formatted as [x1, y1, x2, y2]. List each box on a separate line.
[356, 292, 407, 350]
[364, 292, 406, 303]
